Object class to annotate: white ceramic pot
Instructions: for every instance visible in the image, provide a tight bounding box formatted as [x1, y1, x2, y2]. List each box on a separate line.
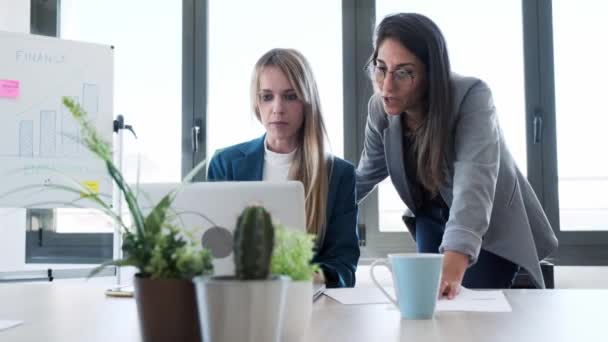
[193, 275, 288, 342]
[281, 280, 313, 342]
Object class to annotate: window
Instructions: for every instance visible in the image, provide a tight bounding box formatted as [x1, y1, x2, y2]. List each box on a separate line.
[22, 0, 184, 265]
[206, 0, 343, 159]
[553, 0, 608, 232]
[61, 0, 183, 183]
[17, 0, 607, 270]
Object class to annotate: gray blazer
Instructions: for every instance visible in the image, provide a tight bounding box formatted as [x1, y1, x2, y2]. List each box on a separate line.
[356, 74, 558, 288]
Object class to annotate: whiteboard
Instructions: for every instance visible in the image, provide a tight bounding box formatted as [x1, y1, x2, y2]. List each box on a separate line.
[0, 31, 113, 208]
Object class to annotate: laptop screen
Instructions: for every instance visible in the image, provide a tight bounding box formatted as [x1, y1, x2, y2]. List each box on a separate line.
[136, 181, 306, 276]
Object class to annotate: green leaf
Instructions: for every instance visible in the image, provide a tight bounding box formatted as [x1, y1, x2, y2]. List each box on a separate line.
[1, 181, 127, 232]
[182, 159, 207, 184]
[106, 160, 145, 236]
[271, 224, 319, 281]
[42, 183, 128, 231]
[144, 193, 176, 235]
[61, 96, 213, 280]
[62, 97, 112, 162]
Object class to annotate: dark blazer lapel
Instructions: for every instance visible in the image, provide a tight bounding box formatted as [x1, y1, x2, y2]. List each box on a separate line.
[232, 136, 265, 181]
[384, 115, 417, 213]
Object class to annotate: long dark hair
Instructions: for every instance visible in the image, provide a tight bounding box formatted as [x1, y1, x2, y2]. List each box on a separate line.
[369, 13, 452, 195]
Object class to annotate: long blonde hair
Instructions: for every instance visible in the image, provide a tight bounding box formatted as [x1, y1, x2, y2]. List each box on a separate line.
[251, 48, 329, 238]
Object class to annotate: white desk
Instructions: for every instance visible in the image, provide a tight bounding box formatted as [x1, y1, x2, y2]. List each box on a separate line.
[0, 283, 605, 341]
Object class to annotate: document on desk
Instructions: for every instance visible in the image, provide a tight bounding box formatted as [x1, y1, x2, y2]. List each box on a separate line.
[0, 320, 23, 332]
[436, 287, 512, 312]
[325, 287, 393, 305]
[324, 287, 512, 312]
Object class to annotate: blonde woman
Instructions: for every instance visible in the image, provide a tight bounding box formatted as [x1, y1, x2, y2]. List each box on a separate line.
[207, 48, 360, 288]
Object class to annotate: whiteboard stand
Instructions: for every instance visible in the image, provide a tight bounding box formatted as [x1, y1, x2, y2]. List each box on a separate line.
[112, 115, 136, 285]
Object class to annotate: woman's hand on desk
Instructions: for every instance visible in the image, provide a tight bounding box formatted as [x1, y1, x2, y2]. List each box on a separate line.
[439, 250, 469, 299]
[313, 271, 325, 284]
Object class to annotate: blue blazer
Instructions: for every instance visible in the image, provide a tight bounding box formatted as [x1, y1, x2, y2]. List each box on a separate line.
[208, 136, 360, 288]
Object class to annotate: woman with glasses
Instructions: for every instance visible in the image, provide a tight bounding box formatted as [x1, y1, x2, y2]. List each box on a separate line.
[208, 48, 360, 288]
[356, 13, 558, 297]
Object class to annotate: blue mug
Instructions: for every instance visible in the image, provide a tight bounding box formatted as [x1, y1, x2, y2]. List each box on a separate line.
[370, 253, 443, 319]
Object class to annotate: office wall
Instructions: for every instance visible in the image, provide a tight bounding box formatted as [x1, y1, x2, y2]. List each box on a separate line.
[0, 0, 30, 33]
[0, 0, 30, 271]
[555, 267, 608, 289]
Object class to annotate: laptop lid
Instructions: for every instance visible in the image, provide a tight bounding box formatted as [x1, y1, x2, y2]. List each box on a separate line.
[134, 181, 306, 276]
[313, 283, 325, 302]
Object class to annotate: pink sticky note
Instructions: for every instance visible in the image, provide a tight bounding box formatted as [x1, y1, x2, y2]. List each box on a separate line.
[0, 79, 20, 98]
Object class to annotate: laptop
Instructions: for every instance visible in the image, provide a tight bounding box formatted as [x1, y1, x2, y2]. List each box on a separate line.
[134, 181, 306, 276]
[313, 283, 326, 302]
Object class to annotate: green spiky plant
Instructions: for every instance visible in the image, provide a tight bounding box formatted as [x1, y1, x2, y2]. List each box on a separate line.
[62, 97, 213, 279]
[270, 224, 319, 281]
[233, 205, 275, 280]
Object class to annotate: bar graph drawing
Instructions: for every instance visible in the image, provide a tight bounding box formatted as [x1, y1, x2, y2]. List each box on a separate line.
[0, 30, 113, 208]
[61, 96, 80, 156]
[39, 110, 57, 157]
[19, 121, 34, 157]
[1, 84, 100, 159]
[82, 83, 98, 120]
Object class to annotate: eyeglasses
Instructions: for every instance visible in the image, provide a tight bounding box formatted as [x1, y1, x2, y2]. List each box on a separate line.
[370, 65, 415, 85]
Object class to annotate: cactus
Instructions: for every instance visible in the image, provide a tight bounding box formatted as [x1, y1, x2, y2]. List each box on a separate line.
[233, 205, 275, 280]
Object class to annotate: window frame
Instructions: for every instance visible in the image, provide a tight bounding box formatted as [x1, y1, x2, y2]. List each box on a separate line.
[523, 0, 608, 265]
[342, 0, 416, 262]
[25, 0, 608, 268]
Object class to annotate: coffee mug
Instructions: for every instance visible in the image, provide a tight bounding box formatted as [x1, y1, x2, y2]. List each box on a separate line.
[370, 253, 443, 319]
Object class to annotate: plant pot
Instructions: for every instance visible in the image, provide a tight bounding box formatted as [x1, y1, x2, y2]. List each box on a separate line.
[133, 274, 202, 342]
[193, 275, 289, 342]
[282, 280, 313, 342]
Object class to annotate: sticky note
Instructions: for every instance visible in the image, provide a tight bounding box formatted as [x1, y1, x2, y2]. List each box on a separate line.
[81, 181, 100, 196]
[0, 79, 20, 98]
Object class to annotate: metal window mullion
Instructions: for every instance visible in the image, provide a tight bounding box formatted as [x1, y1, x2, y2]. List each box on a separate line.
[192, 0, 208, 181]
[30, 0, 59, 37]
[182, 0, 196, 178]
[343, 0, 414, 259]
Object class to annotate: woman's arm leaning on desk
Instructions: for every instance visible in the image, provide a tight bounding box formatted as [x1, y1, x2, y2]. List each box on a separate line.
[312, 159, 360, 288]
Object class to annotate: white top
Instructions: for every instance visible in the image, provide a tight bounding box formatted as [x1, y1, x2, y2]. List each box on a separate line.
[263, 140, 296, 181]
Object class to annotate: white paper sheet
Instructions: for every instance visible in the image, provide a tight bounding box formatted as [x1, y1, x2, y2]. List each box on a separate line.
[324, 287, 394, 305]
[436, 287, 512, 312]
[323, 287, 512, 312]
[0, 320, 23, 332]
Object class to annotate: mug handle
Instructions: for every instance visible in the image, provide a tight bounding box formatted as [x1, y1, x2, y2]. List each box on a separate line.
[370, 259, 398, 306]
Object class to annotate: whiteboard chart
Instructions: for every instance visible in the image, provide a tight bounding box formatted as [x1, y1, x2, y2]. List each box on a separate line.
[0, 31, 113, 208]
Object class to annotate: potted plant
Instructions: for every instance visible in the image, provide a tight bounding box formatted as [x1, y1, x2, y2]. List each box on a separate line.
[62, 98, 213, 342]
[194, 205, 289, 342]
[271, 224, 319, 342]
